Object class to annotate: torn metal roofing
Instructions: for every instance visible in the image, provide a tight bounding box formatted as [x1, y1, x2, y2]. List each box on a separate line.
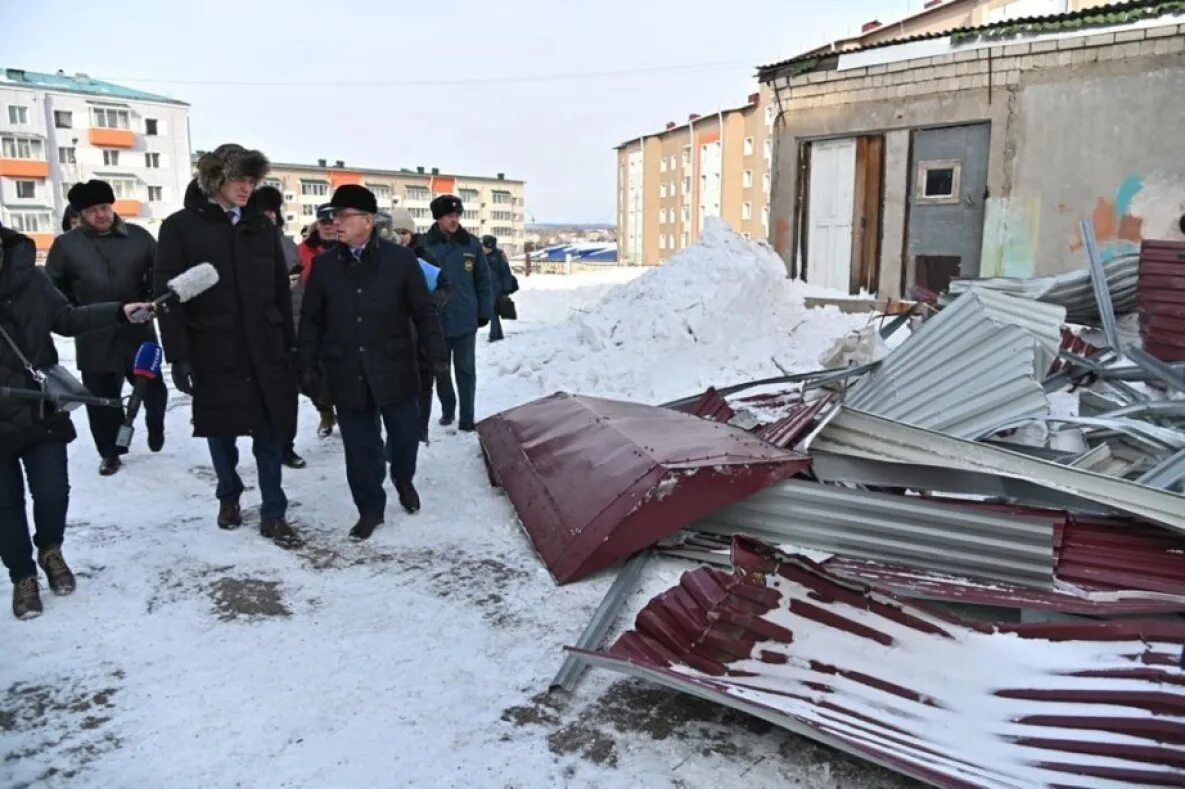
[948, 254, 1139, 326]
[579, 536, 1185, 787]
[695, 478, 1055, 587]
[757, 0, 1184, 77]
[476, 392, 812, 584]
[845, 289, 1063, 439]
[1055, 517, 1185, 596]
[1139, 239, 1185, 362]
[805, 406, 1185, 535]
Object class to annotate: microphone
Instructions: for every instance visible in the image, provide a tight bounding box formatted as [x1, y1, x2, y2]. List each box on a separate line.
[114, 341, 163, 450]
[130, 262, 220, 322]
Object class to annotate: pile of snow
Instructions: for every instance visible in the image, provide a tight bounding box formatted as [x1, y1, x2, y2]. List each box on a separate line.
[493, 219, 870, 404]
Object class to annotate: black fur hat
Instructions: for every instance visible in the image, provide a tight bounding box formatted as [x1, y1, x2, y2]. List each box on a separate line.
[430, 194, 463, 219]
[196, 143, 270, 197]
[329, 184, 378, 214]
[253, 185, 284, 214]
[67, 180, 116, 211]
[481, 234, 497, 249]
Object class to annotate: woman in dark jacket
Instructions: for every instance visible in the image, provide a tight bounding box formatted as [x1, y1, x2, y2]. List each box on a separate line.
[0, 225, 150, 620]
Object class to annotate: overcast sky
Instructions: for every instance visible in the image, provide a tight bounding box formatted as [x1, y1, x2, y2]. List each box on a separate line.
[4, 0, 907, 222]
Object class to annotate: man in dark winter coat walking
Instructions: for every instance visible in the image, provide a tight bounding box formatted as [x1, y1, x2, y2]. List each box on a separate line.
[154, 144, 301, 549]
[420, 194, 493, 432]
[45, 179, 166, 476]
[251, 185, 307, 470]
[298, 203, 338, 439]
[0, 223, 152, 619]
[481, 234, 517, 343]
[299, 186, 447, 541]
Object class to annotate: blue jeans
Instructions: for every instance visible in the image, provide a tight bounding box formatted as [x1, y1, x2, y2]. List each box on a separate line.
[0, 441, 69, 583]
[206, 420, 287, 520]
[437, 332, 477, 427]
[336, 394, 420, 520]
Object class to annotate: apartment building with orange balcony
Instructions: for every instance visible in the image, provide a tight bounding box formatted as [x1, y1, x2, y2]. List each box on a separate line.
[615, 90, 774, 265]
[0, 67, 191, 252]
[262, 160, 527, 255]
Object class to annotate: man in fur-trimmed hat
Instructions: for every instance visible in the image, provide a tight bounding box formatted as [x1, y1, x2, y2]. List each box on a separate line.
[154, 144, 302, 549]
[45, 180, 164, 477]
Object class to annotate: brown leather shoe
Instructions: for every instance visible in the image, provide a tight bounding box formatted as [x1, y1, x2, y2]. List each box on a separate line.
[261, 518, 302, 549]
[217, 498, 242, 530]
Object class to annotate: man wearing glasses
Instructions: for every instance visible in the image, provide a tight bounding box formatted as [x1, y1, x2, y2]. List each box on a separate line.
[298, 204, 338, 438]
[298, 186, 447, 541]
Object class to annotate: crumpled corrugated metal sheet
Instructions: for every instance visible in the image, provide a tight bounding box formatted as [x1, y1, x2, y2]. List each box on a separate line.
[694, 477, 1055, 587]
[1055, 517, 1185, 596]
[476, 392, 812, 584]
[673, 386, 735, 423]
[807, 407, 1185, 535]
[845, 289, 1064, 439]
[752, 393, 834, 449]
[946, 253, 1139, 325]
[578, 536, 1185, 788]
[1138, 240, 1185, 362]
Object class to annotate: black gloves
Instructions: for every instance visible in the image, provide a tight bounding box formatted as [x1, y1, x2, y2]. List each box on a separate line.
[172, 361, 194, 395]
[301, 368, 323, 399]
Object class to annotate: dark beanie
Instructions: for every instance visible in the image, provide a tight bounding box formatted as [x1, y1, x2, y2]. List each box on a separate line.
[67, 180, 116, 211]
[61, 205, 79, 232]
[329, 184, 378, 214]
[481, 234, 497, 249]
[430, 194, 463, 219]
[253, 185, 284, 214]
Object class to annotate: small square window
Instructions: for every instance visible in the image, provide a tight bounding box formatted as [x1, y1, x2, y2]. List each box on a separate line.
[915, 159, 962, 204]
[54, 110, 72, 129]
[147, 186, 163, 202]
[145, 118, 158, 135]
[15, 180, 35, 199]
[103, 149, 120, 166]
[8, 106, 28, 125]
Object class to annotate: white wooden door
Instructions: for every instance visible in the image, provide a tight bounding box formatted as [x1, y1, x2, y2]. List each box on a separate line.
[807, 138, 857, 293]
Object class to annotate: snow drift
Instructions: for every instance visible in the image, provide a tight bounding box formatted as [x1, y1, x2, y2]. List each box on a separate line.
[498, 219, 869, 403]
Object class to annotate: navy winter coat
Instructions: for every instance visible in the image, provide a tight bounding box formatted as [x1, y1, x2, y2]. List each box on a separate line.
[419, 224, 493, 338]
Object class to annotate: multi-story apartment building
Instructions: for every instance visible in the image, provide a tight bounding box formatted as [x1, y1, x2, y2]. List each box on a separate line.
[0, 67, 190, 251]
[262, 161, 527, 255]
[615, 91, 773, 265]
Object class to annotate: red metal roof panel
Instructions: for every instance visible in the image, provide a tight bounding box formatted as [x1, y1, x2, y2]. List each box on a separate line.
[580, 536, 1185, 786]
[476, 393, 811, 584]
[1139, 239, 1185, 362]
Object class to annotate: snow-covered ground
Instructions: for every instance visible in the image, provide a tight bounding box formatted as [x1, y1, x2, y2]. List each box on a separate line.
[1, 225, 912, 788]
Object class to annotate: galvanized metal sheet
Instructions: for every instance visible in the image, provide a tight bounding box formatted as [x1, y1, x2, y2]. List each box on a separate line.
[805, 407, 1185, 535]
[695, 478, 1054, 587]
[845, 288, 1063, 439]
[476, 392, 812, 584]
[580, 537, 1185, 788]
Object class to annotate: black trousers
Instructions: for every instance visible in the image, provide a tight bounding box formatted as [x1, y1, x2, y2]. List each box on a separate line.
[0, 441, 69, 583]
[336, 393, 420, 521]
[81, 369, 167, 459]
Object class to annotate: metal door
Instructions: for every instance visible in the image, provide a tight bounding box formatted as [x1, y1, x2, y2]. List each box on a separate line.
[907, 123, 991, 289]
[807, 138, 857, 292]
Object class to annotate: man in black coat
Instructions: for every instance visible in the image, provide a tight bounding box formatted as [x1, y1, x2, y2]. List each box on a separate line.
[481, 234, 517, 343]
[0, 224, 152, 619]
[299, 185, 447, 541]
[45, 180, 166, 476]
[154, 144, 301, 549]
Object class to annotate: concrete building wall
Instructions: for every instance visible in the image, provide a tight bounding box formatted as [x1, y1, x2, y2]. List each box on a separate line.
[614, 93, 770, 264]
[764, 21, 1185, 298]
[0, 84, 190, 248]
[267, 163, 526, 253]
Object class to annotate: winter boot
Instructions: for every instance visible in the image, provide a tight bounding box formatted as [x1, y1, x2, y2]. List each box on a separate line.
[99, 456, 121, 476]
[217, 497, 243, 530]
[148, 428, 165, 452]
[394, 480, 421, 514]
[439, 414, 455, 427]
[317, 408, 335, 439]
[283, 447, 307, 469]
[37, 545, 76, 596]
[349, 516, 382, 542]
[12, 576, 43, 620]
[261, 518, 302, 549]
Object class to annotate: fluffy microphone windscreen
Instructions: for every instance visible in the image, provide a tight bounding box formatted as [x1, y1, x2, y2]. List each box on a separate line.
[168, 262, 220, 302]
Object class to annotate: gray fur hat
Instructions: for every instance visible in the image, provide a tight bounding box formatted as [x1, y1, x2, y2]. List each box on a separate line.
[196, 143, 270, 196]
